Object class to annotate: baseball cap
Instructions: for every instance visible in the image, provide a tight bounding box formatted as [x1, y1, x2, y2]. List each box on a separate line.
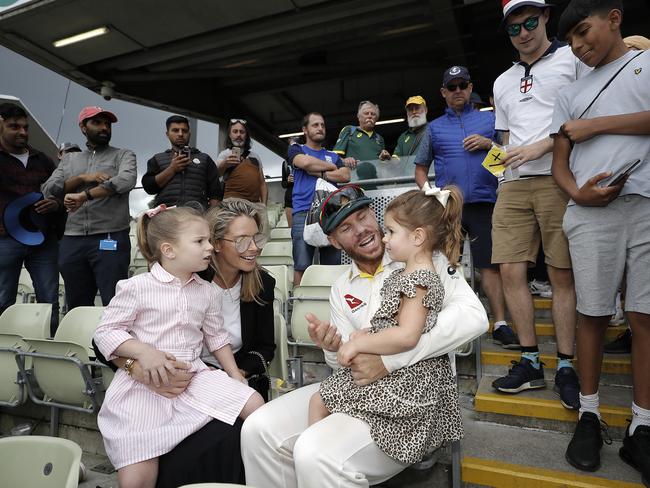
[405, 95, 427, 108]
[319, 185, 373, 235]
[78, 106, 118, 124]
[3, 192, 47, 246]
[442, 66, 471, 86]
[502, 0, 552, 20]
[58, 142, 81, 152]
[470, 92, 487, 106]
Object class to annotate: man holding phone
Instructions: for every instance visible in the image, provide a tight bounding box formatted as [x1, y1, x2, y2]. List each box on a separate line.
[142, 114, 221, 209]
[216, 119, 268, 204]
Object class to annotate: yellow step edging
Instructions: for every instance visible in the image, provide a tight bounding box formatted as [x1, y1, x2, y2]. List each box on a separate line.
[474, 392, 631, 427]
[534, 297, 552, 309]
[462, 457, 644, 488]
[488, 322, 627, 340]
[481, 350, 632, 375]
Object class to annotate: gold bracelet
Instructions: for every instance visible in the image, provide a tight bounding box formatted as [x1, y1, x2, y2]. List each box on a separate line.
[124, 358, 136, 376]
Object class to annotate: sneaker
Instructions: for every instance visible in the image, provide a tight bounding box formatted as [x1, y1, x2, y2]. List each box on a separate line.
[620, 425, 650, 487]
[529, 279, 552, 298]
[609, 293, 625, 325]
[554, 367, 580, 410]
[492, 358, 545, 393]
[603, 328, 632, 354]
[492, 324, 521, 349]
[566, 412, 611, 472]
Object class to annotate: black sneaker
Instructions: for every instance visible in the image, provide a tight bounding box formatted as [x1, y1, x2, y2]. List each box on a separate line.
[620, 425, 650, 487]
[603, 328, 632, 354]
[554, 367, 580, 410]
[566, 412, 611, 472]
[492, 324, 521, 349]
[492, 357, 545, 393]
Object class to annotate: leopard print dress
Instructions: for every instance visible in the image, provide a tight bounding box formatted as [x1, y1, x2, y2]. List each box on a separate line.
[319, 268, 463, 464]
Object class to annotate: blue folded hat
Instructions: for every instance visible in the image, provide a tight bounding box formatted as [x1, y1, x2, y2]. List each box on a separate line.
[3, 192, 47, 246]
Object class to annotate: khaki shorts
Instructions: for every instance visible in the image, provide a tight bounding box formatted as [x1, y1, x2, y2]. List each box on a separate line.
[492, 176, 571, 269]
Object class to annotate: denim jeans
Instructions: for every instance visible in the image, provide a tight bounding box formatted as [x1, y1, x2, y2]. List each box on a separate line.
[0, 235, 60, 336]
[58, 230, 131, 310]
[291, 211, 341, 271]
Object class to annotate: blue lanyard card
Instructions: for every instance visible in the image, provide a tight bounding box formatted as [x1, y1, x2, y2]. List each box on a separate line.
[99, 239, 118, 251]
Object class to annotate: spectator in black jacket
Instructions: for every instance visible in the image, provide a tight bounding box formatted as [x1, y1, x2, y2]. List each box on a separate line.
[142, 115, 220, 209]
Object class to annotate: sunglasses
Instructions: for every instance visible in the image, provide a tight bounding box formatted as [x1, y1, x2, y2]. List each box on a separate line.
[506, 16, 540, 37]
[221, 233, 267, 253]
[230, 119, 247, 125]
[319, 185, 366, 228]
[445, 81, 470, 92]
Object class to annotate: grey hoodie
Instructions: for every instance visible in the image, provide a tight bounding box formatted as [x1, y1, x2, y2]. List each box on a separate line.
[42, 144, 137, 236]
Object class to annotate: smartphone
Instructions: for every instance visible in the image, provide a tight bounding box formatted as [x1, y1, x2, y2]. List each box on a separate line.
[182, 146, 192, 159]
[231, 147, 241, 159]
[607, 159, 641, 187]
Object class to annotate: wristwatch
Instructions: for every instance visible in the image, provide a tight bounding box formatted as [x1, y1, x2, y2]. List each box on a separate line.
[124, 358, 136, 376]
[84, 189, 94, 201]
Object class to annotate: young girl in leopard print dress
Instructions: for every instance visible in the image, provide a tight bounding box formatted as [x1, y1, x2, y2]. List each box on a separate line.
[310, 185, 465, 464]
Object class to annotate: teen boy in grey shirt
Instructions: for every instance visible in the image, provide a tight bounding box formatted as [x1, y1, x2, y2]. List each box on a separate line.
[551, 0, 650, 479]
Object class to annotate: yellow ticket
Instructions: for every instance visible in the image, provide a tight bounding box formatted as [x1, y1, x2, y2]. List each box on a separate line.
[482, 146, 507, 176]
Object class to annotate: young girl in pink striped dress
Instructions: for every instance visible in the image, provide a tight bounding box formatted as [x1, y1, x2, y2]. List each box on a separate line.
[95, 205, 264, 488]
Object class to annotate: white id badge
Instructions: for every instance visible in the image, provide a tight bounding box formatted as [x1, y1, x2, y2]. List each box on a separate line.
[99, 239, 117, 251]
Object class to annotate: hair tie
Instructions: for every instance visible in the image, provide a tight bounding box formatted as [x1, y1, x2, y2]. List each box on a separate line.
[422, 182, 450, 208]
[145, 204, 176, 218]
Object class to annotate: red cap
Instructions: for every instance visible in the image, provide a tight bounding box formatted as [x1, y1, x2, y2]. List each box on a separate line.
[78, 106, 118, 124]
[502, 0, 550, 19]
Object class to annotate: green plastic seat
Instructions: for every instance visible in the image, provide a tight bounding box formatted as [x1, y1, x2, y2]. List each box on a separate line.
[289, 286, 331, 345]
[0, 333, 30, 407]
[54, 306, 105, 355]
[300, 264, 350, 287]
[0, 435, 82, 488]
[268, 313, 289, 383]
[0, 303, 52, 339]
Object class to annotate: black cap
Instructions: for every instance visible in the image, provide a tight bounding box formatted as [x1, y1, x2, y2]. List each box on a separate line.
[442, 66, 471, 86]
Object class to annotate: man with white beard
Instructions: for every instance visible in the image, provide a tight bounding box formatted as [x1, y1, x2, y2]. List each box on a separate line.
[414, 65, 517, 350]
[392, 95, 428, 159]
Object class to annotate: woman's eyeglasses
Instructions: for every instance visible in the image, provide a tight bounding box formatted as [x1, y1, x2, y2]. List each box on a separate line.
[230, 118, 247, 125]
[222, 233, 267, 253]
[506, 16, 540, 37]
[445, 81, 470, 92]
[319, 185, 366, 227]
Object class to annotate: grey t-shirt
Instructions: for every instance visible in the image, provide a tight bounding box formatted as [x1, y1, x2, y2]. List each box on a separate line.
[551, 49, 650, 202]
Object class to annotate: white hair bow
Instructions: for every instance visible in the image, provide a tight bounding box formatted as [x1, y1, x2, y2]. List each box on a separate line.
[422, 182, 450, 208]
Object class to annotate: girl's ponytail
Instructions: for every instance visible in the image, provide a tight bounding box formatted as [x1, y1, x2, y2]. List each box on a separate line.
[439, 185, 464, 266]
[136, 213, 155, 264]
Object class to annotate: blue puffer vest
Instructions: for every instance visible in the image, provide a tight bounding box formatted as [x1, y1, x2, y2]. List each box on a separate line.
[429, 104, 497, 203]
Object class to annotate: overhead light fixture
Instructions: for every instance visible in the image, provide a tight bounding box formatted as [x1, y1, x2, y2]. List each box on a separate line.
[53, 27, 110, 48]
[278, 131, 303, 139]
[375, 118, 405, 126]
[479, 107, 494, 112]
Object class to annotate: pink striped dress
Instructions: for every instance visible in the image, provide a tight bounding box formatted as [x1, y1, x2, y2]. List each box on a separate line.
[94, 263, 254, 469]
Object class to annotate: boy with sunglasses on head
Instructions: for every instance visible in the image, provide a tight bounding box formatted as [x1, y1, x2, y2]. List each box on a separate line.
[551, 0, 650, 480]
[490, 0, 590, 410]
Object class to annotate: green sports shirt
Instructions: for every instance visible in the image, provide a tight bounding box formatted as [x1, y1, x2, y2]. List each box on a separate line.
[392, 125, 427, 158]
[333, 126, 385, 162]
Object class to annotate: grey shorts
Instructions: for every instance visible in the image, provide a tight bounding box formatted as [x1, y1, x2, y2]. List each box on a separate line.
[562, 195, 650, 317]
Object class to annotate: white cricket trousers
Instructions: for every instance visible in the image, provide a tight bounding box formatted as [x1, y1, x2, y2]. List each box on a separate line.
[241, 382, 407, 488]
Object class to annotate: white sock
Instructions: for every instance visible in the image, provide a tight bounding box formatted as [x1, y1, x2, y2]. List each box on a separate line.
[493, 320, 507, 331]
[630, 402, 650, 435]
[579, 392, 600, 419]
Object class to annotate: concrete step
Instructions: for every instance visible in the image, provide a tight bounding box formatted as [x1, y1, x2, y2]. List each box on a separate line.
[480, 339, 632, 386]
[474, 376, 632, 439]
[462, 408, 645, 488]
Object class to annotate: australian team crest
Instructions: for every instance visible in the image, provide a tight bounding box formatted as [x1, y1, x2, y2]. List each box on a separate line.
[520, 75, 533, 93]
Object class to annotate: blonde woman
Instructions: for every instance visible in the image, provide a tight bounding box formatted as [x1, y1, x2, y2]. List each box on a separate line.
[203, 198, 276, 401]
